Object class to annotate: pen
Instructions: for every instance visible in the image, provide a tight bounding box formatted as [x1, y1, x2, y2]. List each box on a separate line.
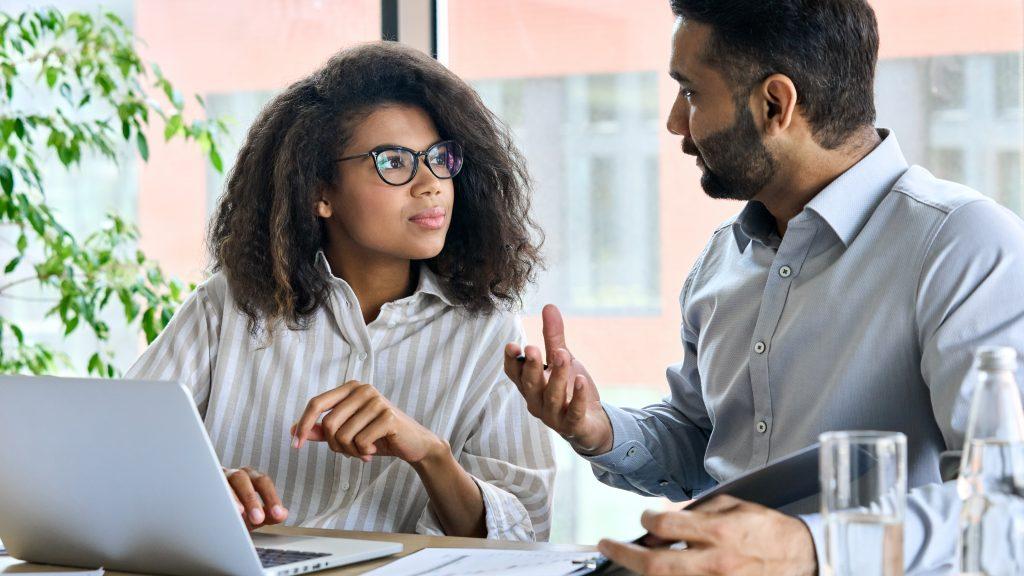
[515, 354, 549, 371]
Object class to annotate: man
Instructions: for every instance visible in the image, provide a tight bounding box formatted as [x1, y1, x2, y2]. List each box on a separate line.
[504, 0, 1024, 574]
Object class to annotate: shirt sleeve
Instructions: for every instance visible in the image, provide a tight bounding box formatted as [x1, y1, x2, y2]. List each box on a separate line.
[583, 264, 717, 501]
[125, 280, 223, 417]
[415, 316, 556, 541]
[802, 198, 1024, 575]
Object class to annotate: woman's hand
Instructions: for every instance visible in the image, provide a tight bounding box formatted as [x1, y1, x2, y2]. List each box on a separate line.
[292, 380, 446, 464]
[222, 466, 289, 531]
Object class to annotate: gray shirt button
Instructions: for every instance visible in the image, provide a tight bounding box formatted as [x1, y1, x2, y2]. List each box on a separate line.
[756, 420, 768, 434]
[626, 446, 637, 457]
[357, 352, 367, 361]
[779, 265, 792, 278]
[754, 341, 766, 354]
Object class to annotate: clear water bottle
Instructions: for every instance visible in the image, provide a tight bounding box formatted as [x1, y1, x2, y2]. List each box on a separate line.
[957, 346, 1024, 575]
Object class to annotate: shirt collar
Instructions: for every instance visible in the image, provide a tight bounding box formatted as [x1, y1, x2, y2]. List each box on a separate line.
[731, 129, 908, 251]
[314, 251, 455, 307]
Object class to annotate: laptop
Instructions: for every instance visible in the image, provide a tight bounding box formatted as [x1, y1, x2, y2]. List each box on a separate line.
[0, 375, 402, 576]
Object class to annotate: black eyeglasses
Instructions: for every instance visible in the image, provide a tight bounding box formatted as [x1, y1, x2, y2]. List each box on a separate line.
[337, 140, 464, 186]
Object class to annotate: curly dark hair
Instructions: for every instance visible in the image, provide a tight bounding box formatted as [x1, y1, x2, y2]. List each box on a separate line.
[208, 42, 542, 333]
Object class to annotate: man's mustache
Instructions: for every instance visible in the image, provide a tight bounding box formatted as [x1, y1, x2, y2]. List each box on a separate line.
[681, 138, 701, 157]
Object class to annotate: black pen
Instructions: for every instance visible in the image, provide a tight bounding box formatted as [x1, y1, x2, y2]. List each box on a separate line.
[515, 354, 549, 371]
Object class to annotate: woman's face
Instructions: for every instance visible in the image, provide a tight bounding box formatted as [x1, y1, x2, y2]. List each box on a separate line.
[320, 104, 456, 263]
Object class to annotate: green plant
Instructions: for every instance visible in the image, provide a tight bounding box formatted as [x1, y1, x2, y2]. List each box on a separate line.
[0, 8, 226, 376]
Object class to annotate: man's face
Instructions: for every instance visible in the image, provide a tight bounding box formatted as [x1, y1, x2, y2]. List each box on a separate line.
[667, 19, 776, 201]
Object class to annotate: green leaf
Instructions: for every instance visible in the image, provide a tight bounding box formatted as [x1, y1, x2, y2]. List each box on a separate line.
[10, 323, 24, 344]
[0, 164, 12, 194]
[209, 145, 223, 173]
[87, 352, 102, 375]
[16, 233, 26, 253]
[163, 115, 183, 140]
[136, 131, 149, 161]
[45, 66, 58, 88]
[3, 255, 20, 273]
[64, 314, 79, 335]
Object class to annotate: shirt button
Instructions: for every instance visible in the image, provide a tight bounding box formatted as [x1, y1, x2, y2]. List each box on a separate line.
[779, 265, 792, 278]
[387, 319, 398, 328]
[626, 446, 637, 457]
[756, 420, 768, 434]
[658, 480, 669, 487]
[342, 483, 350, 491]
[357, 352, 367, 361]
[754, 341, 766, 354]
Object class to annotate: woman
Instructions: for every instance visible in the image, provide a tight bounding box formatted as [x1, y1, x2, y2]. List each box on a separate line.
[127, 42, 554, 541]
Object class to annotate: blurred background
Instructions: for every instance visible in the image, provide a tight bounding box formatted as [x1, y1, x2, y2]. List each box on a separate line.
[2, 0, 1022, 545]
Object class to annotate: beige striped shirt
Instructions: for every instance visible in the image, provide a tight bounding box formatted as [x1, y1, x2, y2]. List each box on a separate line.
[126, 254, 555, 540]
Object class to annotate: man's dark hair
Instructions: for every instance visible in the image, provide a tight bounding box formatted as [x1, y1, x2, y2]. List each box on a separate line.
[670, 0, 879, 149]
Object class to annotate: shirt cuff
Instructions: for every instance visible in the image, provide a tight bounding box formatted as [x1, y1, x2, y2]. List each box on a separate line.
[413, 475, 535, 541]
[796, 512, 827, 574]
[584, 402, 657, 475]
[473, 475, 535, 541]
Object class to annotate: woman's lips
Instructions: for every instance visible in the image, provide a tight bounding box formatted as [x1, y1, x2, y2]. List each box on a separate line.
[409, 206, 447, 230]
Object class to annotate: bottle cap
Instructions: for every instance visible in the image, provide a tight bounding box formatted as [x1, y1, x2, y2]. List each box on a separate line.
[975, 346, 1019, 372]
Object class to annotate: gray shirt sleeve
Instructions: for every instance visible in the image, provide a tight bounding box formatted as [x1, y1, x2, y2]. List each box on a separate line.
[584, 269, 717, 501]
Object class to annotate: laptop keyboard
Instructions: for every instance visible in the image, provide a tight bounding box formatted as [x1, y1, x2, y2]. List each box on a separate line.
[256, 547, 332, 568]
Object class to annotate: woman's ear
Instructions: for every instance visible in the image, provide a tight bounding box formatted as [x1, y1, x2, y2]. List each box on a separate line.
[315, 197, 332, 218]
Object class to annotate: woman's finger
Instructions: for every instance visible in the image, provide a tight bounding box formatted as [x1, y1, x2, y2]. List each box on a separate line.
[250, 471, 288, 524]
[335, 399, 388, 457]
[292, 380, 360, 448]
[226, 468, 265, 527]
[352, 411, 398, 460]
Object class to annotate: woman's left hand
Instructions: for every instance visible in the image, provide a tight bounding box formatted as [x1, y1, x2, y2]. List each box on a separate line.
[291, 380, 445, 464]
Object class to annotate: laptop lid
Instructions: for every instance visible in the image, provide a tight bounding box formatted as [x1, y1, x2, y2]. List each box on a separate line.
[0, 376, 296, 575]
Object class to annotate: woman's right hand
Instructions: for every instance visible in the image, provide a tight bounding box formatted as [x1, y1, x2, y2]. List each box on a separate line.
[223, 466, 289, 530]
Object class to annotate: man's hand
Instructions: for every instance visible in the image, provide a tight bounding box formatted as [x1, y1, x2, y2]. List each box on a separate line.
[223, 467, 289, 531]
[291, 381, 446, 465]
[597, 495, 818, 576]
[503, 304, 613, 455]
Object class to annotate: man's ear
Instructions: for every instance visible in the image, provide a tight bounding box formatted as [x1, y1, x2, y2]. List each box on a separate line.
[756, 73, 798, 137]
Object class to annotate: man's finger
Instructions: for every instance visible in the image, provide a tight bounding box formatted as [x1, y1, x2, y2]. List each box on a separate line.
[226, 469, 265, 526]
[688, 494, 744, 513]
[292, 380, 360, 448]
[597, 538, 711, 576]
[251, 473, 288, 524]
[541, 348, 572, 426]
[564, 374, 590, 428]
[640, 509, 718, 544]
[541, 304, 569, 366]
[518, 345, 547, 409]
[504, 343, 524, 388]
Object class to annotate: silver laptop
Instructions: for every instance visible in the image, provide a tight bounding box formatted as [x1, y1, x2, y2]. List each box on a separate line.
[0, 376, 402, 576]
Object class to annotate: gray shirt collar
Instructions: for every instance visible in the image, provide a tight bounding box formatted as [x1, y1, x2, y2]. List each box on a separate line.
[732, 129, 909, 252]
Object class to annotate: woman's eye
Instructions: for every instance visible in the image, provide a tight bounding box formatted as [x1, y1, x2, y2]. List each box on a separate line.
[377, 153, 405, 171]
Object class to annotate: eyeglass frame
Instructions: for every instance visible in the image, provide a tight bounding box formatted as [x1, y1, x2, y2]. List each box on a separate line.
[336, 139, 463, 187]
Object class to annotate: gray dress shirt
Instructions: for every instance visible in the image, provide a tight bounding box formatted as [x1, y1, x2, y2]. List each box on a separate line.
[585, 130, 1024, 573]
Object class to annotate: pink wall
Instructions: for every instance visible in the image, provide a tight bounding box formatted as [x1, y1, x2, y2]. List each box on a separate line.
[132, 0, 1022, 389]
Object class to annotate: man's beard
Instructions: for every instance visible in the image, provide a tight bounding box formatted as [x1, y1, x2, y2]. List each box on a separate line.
[683, 105, 777, 201]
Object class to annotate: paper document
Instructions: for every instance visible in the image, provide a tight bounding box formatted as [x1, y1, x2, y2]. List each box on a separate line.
[363, 547, 600, 576]
[0, 565, 103, 569]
